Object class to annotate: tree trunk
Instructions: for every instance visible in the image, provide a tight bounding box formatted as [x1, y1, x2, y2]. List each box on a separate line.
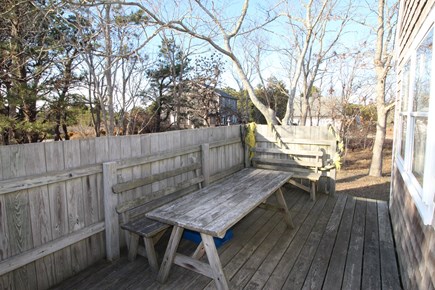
[301, 93, 310, 126]
[369, 0, 394, 177]
[370, 105, 387, 176]
[54, 111, 62, 141]
[231, 55, 277, 125]
[104, 4, 115, 136]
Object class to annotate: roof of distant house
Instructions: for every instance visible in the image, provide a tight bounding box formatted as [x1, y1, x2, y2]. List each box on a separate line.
[214, 88, 238, 100]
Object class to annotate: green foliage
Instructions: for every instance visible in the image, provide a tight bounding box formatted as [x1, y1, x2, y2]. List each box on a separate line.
[253, 77, 288, 124]
[344, 103, 377, 122]
[0, 0, 86, 144]
[145, 38, 191, 131]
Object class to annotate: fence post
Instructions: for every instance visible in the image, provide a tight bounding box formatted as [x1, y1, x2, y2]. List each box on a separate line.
[201, 143, 210, 187]
[103, 161, 120, 261]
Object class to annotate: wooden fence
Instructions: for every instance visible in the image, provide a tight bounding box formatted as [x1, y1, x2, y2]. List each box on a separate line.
[0, 126, 243, 290]
[0, 124, 337, 290]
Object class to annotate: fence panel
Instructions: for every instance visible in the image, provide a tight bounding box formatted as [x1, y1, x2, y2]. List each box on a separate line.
[0, 126, 244, 289]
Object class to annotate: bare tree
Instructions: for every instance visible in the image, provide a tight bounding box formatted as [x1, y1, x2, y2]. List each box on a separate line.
[71, 2, 161, 136]
[280, 0, 351, 125]
[369, 0, 398, 176]
[99, 0, 281, 125]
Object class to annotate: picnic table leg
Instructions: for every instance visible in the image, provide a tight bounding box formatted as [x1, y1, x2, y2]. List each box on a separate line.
[192, 241, 205, 259]
[275, 187, 294, 228]
[200, 233, 229, 290]
[157, 226, 184, 283]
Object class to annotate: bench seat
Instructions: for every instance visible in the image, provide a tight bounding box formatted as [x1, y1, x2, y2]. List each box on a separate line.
[121, 218, 170, 238]
[120, 218, 171, 272]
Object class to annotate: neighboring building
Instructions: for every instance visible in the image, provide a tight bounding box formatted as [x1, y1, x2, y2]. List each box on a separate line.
[172, 87, 238, 128]
[292, 97, 343, 129]
[212, 88, 238, 126]
[391, 1, 435, 289]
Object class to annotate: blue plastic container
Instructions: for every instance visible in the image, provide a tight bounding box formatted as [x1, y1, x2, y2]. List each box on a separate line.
[182, 229, 234, 248]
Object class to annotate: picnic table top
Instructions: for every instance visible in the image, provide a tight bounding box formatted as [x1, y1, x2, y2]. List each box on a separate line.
[146, 168, 293, 238]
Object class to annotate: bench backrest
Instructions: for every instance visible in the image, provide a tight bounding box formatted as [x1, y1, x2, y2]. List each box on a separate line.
[115, 156, 204, 222]
[251, 146, 325, 175]
[103, 143, 210, 260]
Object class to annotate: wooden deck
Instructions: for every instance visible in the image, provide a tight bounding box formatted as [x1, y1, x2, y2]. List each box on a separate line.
[50, 187, 402, 290]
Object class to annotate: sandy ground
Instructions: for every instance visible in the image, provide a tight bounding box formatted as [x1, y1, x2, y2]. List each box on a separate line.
[335, 140, 393, 201]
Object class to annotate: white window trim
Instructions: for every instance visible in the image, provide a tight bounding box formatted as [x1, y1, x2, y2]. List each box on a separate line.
[396, 7, 435, 225]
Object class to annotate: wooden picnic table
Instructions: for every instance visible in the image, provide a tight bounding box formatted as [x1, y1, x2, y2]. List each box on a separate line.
[146, 168, 294, 290]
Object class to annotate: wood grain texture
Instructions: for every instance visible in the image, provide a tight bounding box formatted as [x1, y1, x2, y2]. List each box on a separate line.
[80, 139, 103, 267]
[64, 140, 88, 275]
[0, 150, 13, 289]
[103, 162, 120, 261]
[276, 195, 339, 290]
[26, 143, 56, 289]
[244, 194, 319, 290]
[147, 169, 290, 237]
[157, 226, 184, 283]
[113, 163, 201, 193]
[201, 233, 229, 290]
[3, 145, 38, 290]
[0, 222, 104, 276]
[322, 196, 356, 289]
[49, 189, 402, 290]
[44, 141, 73, 284]
[0, 126, 246, 288]
[362, 200, 381, 290]
[342, 199, 367, 289]
[378, 201, 401, 290]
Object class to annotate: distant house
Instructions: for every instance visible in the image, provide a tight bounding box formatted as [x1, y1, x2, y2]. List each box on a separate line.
[391, 1, 435, 289]
[211, 88, 238, 126]
[292, 98, 343, 129]
[172, 87, 238, 128]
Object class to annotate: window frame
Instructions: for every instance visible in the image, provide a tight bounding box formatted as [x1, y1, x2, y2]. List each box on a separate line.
[396, 9, 435, 225]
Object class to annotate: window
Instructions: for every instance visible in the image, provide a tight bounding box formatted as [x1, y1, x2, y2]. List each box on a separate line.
[396, 13, 435, 225]
[398, 60, 410, 160]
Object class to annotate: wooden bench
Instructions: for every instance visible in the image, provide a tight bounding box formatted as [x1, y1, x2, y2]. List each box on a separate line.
[251, 147, 325, 201]
[114, 157, 204, 272]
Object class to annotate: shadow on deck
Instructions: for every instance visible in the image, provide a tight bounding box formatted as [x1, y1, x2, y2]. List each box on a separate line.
[50, 186, 402, 290]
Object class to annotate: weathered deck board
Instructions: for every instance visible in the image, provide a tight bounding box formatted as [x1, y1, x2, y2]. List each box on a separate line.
[322, 196, 356, 289]
[50, 188, 402, 290]
[362, 199, 381, 289]
[341, 198, 366, 289]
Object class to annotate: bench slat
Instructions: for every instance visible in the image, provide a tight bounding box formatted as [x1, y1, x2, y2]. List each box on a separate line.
[254, 163, 321, 180]
[121, 217, 170, 238]
[113, 162, 201, 193]
[252, 157, 322, 168]
[116, 176, 204, 214]
[255, 136, 333, 146]
[251, 147, 324, 157]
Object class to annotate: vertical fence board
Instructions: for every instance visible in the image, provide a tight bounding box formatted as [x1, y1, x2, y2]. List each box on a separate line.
[80, 139, 104, 266]
[129, 136, 143, 199]
[3, 145, 37, 289]
[140, 135, 152, 199]
[95, 137, 110, 256]
[64, 140, 87, 274]
[0, 150, 13, 289]
[45, 141, 72, 284]
[103, 162, 120, 261]
[95, 137, 109, 221]
[158, 133, 169, 190]
[119, 136, 133, 205]
[150, 134, 160, 194]
[26, 143, 55, 290]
